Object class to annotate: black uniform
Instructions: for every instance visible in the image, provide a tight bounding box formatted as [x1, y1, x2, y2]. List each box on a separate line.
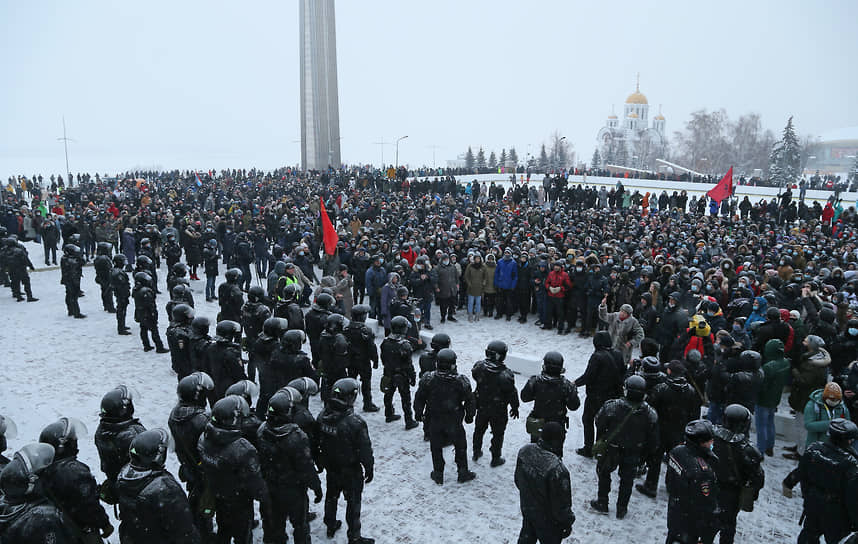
[317, 405, 374, 542]
[168, 401, 212, 539]
[520, 374, 581, 449]
[593, 397, 658, 514]
[133, 280, 166, 351]
[262, 346, 315, 412]
[164, 240, 183, 269]
[380, 332, 416, 426]
[471, 359, 519, 463]
[304, 306, 330, 366]
[93, 253, 116, 312]
[319, 330, 350, 402]
[60, 252, 84, 317]
[712, 426, 764, 544]
[207, 337, 247, 400]
[167, 321, 194, 380]
[414, 369, 476, 479]
[94, 417, 146, 504]
[345, 320, 379, 410]
[257, 421, 323, 544]
[117, 463, 199, 544]
[241, 300, 271, 382]
[189, 330, 212, 375]
[514, 441, 575, 544]
[575, 333, 625, 454]
[40, 455, 112, 537]
[218, 281, 244, 323]
[255, 333, 285, 416]
[665, 442, 719, 544]
[275, 298, 305, 331]
[7, 243, 36, 301]
[197, 423, 267, 544]
[798, 439, 858, 544]
[0, 496, 75, 544]
[111, 266, 132, 333]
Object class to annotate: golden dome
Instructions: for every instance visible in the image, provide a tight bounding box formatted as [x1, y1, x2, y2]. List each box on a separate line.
[626, 91, 648, 104]
[628, 112, 639, 119]
[608, 114, 617, 119]
[654, 114, 665, 120]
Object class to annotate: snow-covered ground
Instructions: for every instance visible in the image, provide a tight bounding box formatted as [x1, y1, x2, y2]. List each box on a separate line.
[0, 241, 804, 543]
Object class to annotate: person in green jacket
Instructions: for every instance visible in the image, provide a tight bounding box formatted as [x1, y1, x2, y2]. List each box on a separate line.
[803, 383, 851, 448]
[755, 339, 791, 456]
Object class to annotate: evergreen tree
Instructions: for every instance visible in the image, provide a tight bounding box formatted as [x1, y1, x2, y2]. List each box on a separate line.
[499, 149, 508, 168]
[508, 148, 519, 168]
[591, 149, 602, 169]
[769, 116, 801, 187]
[615, 143, 628, 167]
[465, 146, 475, 171]
[538, 144, 549, 170]
[476, 147, 487, 169]
[488, 151, 497, 169]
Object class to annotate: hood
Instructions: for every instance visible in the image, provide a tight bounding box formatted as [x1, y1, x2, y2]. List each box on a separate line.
[171, 404, 206, 423]
[593, 331, 612, 349]
[752, 297, 767, 311]
[203, 423, 242, 446]
[482, 360, 506, 374]
[117, 464, 159, 495]
[804, 348, 831, 368]
[764, 339, 785, 359]
[97, 417, 142, 435]
[714, 426, 745, 444]
[259, 421, 301, 440]
[808, 388, 835, 407]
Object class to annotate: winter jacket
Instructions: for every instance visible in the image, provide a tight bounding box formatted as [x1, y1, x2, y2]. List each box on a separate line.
[804, 388, 851, 447]
[723, 354, 764, 413]
[256, 421, 322, 495]
[463, 263, 489, 297]
[40, 455, 111, 533]
[364, 265, 387, 297]
[435, 262, 459, 299]
[798, 440, 858, 537]
[494, 256, 518, 290]
[0, 497, 75, 544]
[649, 376, 701, 450]
[595, 397, 659, 456]
[484, 262, 498, 294]
[790, 348, 832, 412]
[598, 304, 644, 363]
[757, 339, 791, 409]
[745, 297, 768, 331]
[655, 304, 688, 348]
[545, 269, 572, 299]
[521, 374, 581, 423]
[575, 333, 625, 403]
[514, 443, 575, 533]
[516, 262, 533, 294]
[197, 424, 266, 502]
[117, 465, 199, 544]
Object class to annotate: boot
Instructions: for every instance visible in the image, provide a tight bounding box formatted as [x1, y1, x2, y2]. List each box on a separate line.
[26, 296, 38, 302]
[74, 314, 87, 319]
[405, 419, 419, 430]
[765, 448, 774, 457]
[430, 471, 444, 485]
[363, 403, 380, 413]
[468, 314, 474, 323]
[118, 329, 133, 336]
[143, 345, 154, 352]
[447, 315, 458, 323]
[490, 456, 506, 467]
[616, 504, 628, 520]
[473, 449, 483, 461]
[474, 313, 480, 322]
[457, 471, 476, 483]
[156, 346, 170, 354]
[576, 447, 593, 458]
[326, 520, 343, 538]
[635, 483, 657, 498]
[589, 499, 609, 514]
[349, 537, 375, 544]
[385, 414, 401, 423]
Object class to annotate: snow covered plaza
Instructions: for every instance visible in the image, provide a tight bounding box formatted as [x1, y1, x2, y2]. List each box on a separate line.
[1, 242, 804, 542]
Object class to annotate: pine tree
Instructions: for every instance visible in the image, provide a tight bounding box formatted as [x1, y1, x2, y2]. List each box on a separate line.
[488, 151, 497, 169]
[591, 149, 602, 169]
[465, 147, 475, 171]
[538, 144, 549, 170]
[499, 149, 508, 168]
[769, 116, 801, 186]
[508, 148, 519, 168]
[476, 147, 487, 169]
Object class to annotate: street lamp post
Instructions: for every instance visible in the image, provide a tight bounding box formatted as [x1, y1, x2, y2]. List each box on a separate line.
[395, 135, 408, 170]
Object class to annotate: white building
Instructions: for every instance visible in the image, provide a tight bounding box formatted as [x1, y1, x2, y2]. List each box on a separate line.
[596, 78, 667, 170]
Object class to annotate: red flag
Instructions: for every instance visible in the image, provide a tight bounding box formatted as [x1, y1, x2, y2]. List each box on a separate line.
[706, 166, 733, 204]
[319, 197, 339, 255]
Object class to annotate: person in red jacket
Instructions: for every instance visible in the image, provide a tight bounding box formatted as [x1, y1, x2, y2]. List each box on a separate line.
[822, 201, 834, 227]
[543, 262, 572, 334]
[400, 243, 417, 268]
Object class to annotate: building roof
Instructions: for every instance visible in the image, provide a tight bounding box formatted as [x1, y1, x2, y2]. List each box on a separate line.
[626, 91, 648, 105]
[608, 114, 617, 119]
[654, 114, 665, 120]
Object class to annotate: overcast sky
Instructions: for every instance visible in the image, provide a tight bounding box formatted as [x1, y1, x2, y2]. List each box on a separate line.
[2, 0, 856, 177]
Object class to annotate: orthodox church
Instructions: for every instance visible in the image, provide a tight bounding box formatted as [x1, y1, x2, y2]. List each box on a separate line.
[596, 77, 667, 169]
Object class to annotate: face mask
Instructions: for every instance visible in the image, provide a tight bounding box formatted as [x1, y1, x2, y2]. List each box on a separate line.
[850, 328, 858, 336]
[576, 267, 583, 272]
[691, 285, 699, 293]
[709, 442, 715, 451]
[379, 259, 385, 264]
[753, 305, 759, 311]
[668, 302, 676, 309]
[733, 324, 742, 332]
[442, 260, 449, 265]
[825, 398, 841, 408]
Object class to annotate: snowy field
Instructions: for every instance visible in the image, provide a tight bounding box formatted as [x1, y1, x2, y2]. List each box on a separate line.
[0, 241, 804, 543]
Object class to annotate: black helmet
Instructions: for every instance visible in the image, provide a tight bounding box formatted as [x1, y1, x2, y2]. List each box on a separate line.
[274, 261, 287, 275]
[215, 320, 241, 343]
[171, 262, 188, 276]
[723, 404, 752, 435]
[136, 255, 152, 268]
[287, 377, 319, 401]
[828, 418, 858, 445]
[624, 375, 647, 402]
[100, 385, 135, 421]
[140, 237, 151, 248]
[266, 387, 302, 423]
[248, 285, 265, 303]
[765, 306, 781, 321]
[0, 443, 55, 499]
[684, 419, 715, 444]
[96, 242, 112, 256]
[328, 378, 359, 410]
[171, 283, 190, 300]
[63, 243, 81, 257]
[316, 293, 335, 311]
[134, 271, 152, 287]
[282, 283, 300, 302]
[396, 285, 410, 299]
[641, 356, 662, 374]
[129, 429, 170, 470]
[225, 268, 243, 283]
[485, 340, 508, 362]
[171, 303, 194, 324]
[542, 351, 565, 375]
[113, 254, 127, 267]
[211, 395, 250, 429]
[391, 315, 410, 335]
[38, 417, 87, 459]
[351, 304, 371, 322]
[191, 316, 211, 335]
[177, 372, 214, 404]
[430, 333, 452, 352]
[225, 380, 260, 407]
[262, 317, 288, 338]
[325, 313, 346, 333]
[282, 329, 306, 352]
[68, 233, 81, 245]
[436, 348, 457, 372]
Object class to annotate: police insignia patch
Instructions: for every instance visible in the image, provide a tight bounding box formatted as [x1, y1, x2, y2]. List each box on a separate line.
[700, 482, 710, 496]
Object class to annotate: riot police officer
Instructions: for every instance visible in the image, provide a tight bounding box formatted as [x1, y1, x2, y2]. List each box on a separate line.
[93, 241, 116, 312]
[419, 333, 451, 377]
[590, 375, 659, 519]
[319, 313, 351, 403]
[258, 387, 323, 544]
[61, 243, 86, 318]
[110, 253, 132, 335]
[306, 292, 334, 366]
[5, 235, 38, 302]
[414, 348, 477, 485]
[94, 385, 146, 506]
[472, 340, 520, 467]
[133, 271, 169, 353]
[275, 282, 305, 331]
[520, 352, 581, 450]
[380, 315, 418, 429]
[345, 304, 380, 412]
[665, 419, 719, 544]
[225, 380, 264, 449]
[117, 429, 199, 544]
[257, 317, 290, 416]
[189, 316, 213, 377]
[316, 378, 375, 543]
[167, 303, 196, 380]
[242, 285, 272, 382]
[166, 283, 195, 319]
[218, 268, 245, 323]
[288, 377, 322, 455]
[208, 320, 247, 400]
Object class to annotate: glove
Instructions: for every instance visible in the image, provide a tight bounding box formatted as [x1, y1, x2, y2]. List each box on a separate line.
[364, 470, 374, 484]
[314, 489, 323, 503]
[509, 407, 519, 419]
[415, 412, 423, 422]
[101, 524, 115, 538]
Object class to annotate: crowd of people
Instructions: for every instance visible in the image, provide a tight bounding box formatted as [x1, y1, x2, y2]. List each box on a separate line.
[2, 165, 858, 543]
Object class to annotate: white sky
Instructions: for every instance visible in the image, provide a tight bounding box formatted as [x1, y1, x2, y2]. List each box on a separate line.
[2, 0, 856, 177]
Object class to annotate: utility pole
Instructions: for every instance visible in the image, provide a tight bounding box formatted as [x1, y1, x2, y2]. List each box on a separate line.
[373, 138, 390, 168]
[395, 135, 408, 170]
[427, 144, 441, 169]
[57, 116, 74, 186]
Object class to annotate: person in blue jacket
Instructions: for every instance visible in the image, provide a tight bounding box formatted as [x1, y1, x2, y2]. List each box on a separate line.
[745, 297, 768, 331]
[494, 248, 518, 321]
[365, 254, 388, 319]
